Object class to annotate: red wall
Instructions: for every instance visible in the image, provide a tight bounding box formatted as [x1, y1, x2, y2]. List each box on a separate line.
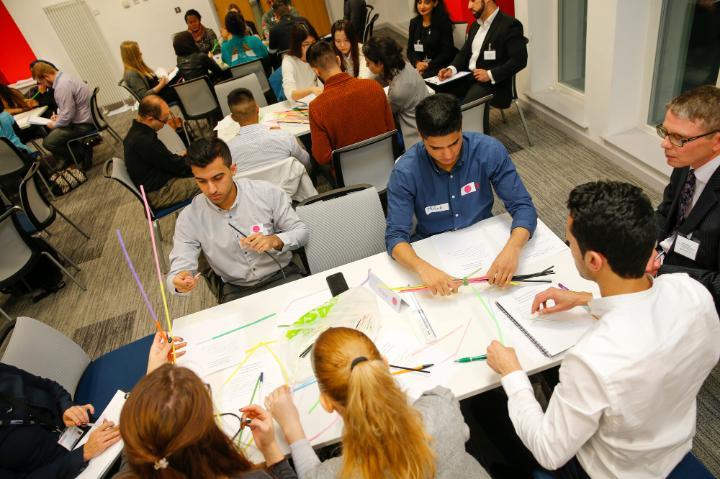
[446, 0, 516, 24]
[0, 1, 36, 84]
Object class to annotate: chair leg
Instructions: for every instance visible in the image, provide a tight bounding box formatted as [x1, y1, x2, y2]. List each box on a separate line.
[107, 126, 122, 144]
[41, 252, 86, 291]
[153, 220, 168, 273]
[500, 109, 507, 123]
[0, 309, 14, 329]
[47, 243, 81, 272]
[66, 140, 82, 169]
[514, 100, 533, 147]
[55, 208, 91, 240]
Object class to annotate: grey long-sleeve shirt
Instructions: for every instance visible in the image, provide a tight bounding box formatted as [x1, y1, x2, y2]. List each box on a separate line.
[289, 386, 490, 479]
[167, 178, 309, 291]
[52, 72, 92, 127]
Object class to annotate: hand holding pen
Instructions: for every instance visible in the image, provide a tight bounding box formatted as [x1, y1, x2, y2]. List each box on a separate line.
[172, 271, 202, 293]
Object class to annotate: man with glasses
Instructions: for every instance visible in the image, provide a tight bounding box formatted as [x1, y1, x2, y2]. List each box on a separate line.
[652, 85, 720, 311]
[123, 95, 199, 209]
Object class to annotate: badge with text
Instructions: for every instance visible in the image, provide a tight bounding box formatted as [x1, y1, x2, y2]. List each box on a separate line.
[414, 42, 424, 53]
[58, 426, 84, 451]
[674, 235, 700, 261]
[250, 223, 273, 236]
[367, 270, 404, 312]
[460, 182, 478, 196]
[425, 203, 449, 215]
[484, 49, 496, 60]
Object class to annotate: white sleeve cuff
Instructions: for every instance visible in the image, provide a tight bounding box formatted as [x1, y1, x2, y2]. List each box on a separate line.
[449, 66, 458, 76]
[501, 370, 533, 397]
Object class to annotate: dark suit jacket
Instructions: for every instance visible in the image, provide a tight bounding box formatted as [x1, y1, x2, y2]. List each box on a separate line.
[656, 166, 720, 311]
[450, 10, 527, 108]
[0, 363, 86, 478]
[407, 13, 458, 78]
[344, 0, 367, 39]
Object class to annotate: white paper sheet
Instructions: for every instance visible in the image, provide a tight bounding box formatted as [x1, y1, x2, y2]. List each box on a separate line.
[496, 285, 595, 357]
[74, 390, 126, 479]
[297, 93, 316, 105]
[28, 116, 52, 126]
[431, 226, 495, 278]
[425, 70, 471, 85]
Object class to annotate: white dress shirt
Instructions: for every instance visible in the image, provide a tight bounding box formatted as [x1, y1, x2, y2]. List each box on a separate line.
[449, 7, 498, 83]
[227, 123, 310, 172]
[167, 178, 309, 291]
[660, 155, 720, 252]
[501, 274, 720, 478]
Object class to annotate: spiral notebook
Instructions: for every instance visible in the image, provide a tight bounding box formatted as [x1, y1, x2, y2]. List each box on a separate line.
[495, 285, 595, 357]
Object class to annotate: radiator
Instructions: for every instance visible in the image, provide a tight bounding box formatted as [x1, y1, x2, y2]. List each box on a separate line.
[44, 0, 125, 108]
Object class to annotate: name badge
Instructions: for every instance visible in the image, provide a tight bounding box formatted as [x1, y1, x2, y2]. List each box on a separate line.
[425, 203, 449, 215]
[250, 223, 273, 235]
[461, 182, 478, 196]
[58, 426, 84, 451]
[484, 50, 496, 60]
[414, 42, 424, 53]
[674, 235, 700, 261]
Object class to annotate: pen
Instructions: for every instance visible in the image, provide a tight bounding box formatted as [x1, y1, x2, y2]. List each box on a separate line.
[454, 355, 487, 363]
[239, 371, 263, 440]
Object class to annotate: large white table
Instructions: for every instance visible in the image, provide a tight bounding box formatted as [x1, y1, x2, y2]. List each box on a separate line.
[215, 100, 310, 143]
[172, 214, 597, 461]
[13, 106, 48, 130]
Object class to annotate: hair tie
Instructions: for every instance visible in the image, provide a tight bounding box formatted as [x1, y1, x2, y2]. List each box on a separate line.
[350, 356, 368, 371]
[154, 457, 169, 470]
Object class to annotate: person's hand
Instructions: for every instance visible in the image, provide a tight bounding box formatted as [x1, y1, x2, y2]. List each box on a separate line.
[416, 61, 429, 74]
[38, 84, 47, 93]
[531, 287, 592, 315]
[473, 68, 491, 82]
[240, 233, 283, 253]
[265, 385, 305, 444]
[173, 271, 199, 293]
[311, 86, 323, 96]
[486, 340, 522, 377]
[147, 332, 187, 373]
[208, 51, 215, 59]
[63, 404, 94, 427]
[167, 116, 184, 129]
[416, 262, 462, 296]
[240, 405, 277, 451]
[82, 420, 121, 461]
[438, 67, 453, 80]
[50, 113, 58, 122]
[26, 99, 39, 108]
[486, 245, 520, 287]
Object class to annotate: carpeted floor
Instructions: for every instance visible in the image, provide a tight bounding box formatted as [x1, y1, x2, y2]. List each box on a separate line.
[2, 78, 719, 475]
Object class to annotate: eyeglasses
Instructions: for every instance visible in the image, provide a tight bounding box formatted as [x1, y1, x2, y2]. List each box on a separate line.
[656, 124, 720, 148]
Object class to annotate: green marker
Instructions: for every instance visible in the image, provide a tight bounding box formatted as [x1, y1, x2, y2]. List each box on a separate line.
[454, 355, 487, 363]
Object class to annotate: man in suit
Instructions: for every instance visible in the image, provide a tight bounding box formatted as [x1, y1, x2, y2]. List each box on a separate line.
[651, 85, 720, 312]
[438, 0, 527, 132]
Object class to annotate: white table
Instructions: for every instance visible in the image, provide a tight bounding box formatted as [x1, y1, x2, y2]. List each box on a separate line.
[172, 214, 597, 461]
[215, 100, 310, 143]
[13, 106, 48, 130]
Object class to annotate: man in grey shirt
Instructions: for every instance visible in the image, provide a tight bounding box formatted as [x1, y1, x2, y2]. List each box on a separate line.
[167, 138, 308, 303]
[31, 62, 95, 170]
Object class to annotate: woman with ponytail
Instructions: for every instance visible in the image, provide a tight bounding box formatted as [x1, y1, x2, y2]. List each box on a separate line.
[116, 363, 297, 479]
[267, 327, 490, 479]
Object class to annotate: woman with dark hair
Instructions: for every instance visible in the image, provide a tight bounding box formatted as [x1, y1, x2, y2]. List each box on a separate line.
[407, 0, 457, 78]
[364, 36, 430, 148]
[117, 363, 297, 479]
[222, 11, 268, 67]
[174, 31, 223, 82]
[0, 83, 36, 115]
[331, 20, 371, 79]
[221, 3, 259, 39]
[185, 8, 220, 55]
[281, 21, 322, 101]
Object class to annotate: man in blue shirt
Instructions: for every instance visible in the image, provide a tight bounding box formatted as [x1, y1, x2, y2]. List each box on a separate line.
[385, 93, 537, 295]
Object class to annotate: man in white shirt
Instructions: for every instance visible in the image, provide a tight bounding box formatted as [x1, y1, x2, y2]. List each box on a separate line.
[486, 181, 720, 478]
[437, 0, 527, 132]
[225, 88, 310, 172]
[650, 85, 720, 314]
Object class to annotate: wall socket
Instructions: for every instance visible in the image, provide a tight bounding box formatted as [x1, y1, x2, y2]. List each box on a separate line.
[174, 7, 181, 13]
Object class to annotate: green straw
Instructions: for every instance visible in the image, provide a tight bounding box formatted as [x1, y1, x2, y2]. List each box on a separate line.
[471, 287, 505, 344]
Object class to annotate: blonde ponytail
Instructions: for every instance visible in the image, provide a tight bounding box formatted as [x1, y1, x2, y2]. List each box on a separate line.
[313, 328, 436, 479]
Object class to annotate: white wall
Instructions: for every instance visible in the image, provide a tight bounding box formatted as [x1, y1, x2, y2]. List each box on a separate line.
[5, 0, 221, 82]
[324, 0, 414, 35]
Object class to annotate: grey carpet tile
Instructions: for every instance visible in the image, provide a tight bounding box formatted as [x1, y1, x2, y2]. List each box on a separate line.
[695, 365, 720, 474]
[72, 310, 137, 360]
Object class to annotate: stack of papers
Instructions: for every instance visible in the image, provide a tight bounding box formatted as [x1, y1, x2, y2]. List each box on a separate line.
[74, 390, 126, 478]
[425, 70, 471, 86]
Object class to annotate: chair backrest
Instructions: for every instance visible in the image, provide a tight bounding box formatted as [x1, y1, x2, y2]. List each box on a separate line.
[461, 94, 493, 134]
[229, 58, 270, 93]
[269, 68, 286, 101]
[88, 87, 107, 131]
[118, 78, 142, 103]
[1, 316, 90, 397]
[19, 162, 55, 230]
[157, 124, 186, 154]
[364, 13, 379, 43]
[452, 22, 468, 50]
[234, 156, 318, 202]
[214, 74, 267, 117]
[0, 207, 36, 286]
[172, 76, 221, 119]
[0, 137, 28, 179]
[103, 158, 156, 218]
[364, 4, 375, 38]
[295, 186, 386, 274]
[332, 130, 397, 191]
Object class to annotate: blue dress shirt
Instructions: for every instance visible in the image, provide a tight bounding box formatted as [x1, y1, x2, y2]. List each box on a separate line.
[385, 132, 537, 254]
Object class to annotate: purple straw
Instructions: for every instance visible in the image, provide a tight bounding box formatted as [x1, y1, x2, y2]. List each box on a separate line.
[116, 229, 159, 324]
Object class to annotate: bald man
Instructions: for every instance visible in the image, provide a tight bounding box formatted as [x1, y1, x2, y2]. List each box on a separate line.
[123, 95, 199, 208]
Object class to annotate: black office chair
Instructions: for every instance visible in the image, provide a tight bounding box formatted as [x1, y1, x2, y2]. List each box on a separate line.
[66, 87, 122, 169]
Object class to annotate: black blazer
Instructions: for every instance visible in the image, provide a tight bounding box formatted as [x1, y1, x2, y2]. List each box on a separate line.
[656, 166, 720, 311]
[176, 53, 223, 82]
[407, 13, 458, 78]
[450, 10, 527, 108]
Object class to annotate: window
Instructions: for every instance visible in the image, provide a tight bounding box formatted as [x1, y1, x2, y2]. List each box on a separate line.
[558, 0, 588, 92]
[648, 0, 720, 125]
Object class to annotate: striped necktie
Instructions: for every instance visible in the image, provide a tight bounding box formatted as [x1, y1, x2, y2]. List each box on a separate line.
[676, 169, 697, 228]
